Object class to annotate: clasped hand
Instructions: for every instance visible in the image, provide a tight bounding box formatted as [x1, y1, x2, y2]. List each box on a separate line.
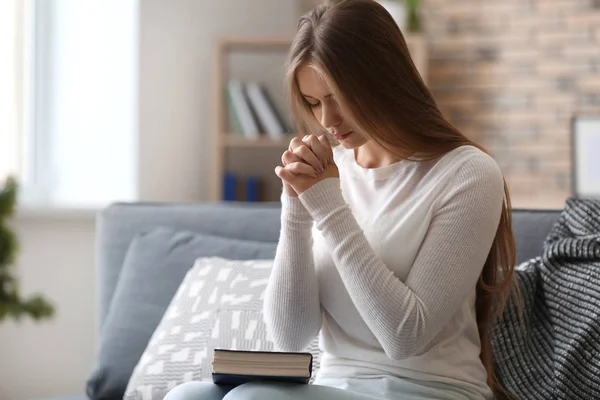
[275, 134, 339, 197]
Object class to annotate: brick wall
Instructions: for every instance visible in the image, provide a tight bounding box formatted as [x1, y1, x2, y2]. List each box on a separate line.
[424, 0, 600, 208]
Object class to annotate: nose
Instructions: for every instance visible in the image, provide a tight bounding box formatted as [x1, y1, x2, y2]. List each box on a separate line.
[320, 101, 342, 130]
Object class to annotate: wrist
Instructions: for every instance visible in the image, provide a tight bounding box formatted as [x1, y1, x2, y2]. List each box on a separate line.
[281, 191, 311, 222]
[299, 178, 346, 223]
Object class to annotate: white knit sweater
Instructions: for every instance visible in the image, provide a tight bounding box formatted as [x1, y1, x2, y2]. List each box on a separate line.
[264, 145, 504, 399]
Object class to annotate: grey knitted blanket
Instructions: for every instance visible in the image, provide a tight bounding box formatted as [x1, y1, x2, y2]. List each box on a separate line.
[492, 198, 600, 399]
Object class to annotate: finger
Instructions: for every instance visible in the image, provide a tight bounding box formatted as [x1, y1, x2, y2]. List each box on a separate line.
[286, 162, 319, 178]
[293, 145, 324, 173]
[281, 150, 302, 166]
[318, 134, 334, 163]
[289, 136, 304, 151]
[274, 166, 288, 179]
[275, 165, 312, 181]
[303, 135, 329, 168]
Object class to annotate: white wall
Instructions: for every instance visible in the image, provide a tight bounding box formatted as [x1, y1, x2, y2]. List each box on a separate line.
[0, 1, 302, 399]
[0, 212, 97, 400]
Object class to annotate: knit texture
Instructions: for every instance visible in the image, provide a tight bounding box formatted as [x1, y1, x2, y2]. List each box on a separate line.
[492, 198, 600, 400]
[264, 145, 506, 399]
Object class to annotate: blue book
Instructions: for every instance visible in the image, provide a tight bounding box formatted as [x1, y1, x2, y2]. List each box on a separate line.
[245, 176, 259, 202]
[212, 349, 313, 387]
[223, 172, 237, 201]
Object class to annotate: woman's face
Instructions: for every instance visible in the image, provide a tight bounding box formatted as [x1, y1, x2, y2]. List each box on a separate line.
[296, 64, 368, 149]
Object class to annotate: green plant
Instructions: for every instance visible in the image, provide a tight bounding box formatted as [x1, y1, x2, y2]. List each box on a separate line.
[0, 176, 55, 322]
[405, 0, 422, 33]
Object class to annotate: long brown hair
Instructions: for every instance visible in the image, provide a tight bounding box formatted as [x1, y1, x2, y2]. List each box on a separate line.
[285, 0, 517, 395]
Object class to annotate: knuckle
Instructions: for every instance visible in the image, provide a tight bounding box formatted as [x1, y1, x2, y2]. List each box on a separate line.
[303, 134, 315, 143]
[294, 145, 308, 153]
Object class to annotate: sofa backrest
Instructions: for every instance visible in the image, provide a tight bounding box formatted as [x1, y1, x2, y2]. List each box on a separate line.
[94, 202, 282, 335]
[95, 203, 561, 336]
[512, 209, 560, 264]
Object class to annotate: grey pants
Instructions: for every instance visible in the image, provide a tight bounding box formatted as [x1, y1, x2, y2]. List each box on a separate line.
[163, 381, 388, 400]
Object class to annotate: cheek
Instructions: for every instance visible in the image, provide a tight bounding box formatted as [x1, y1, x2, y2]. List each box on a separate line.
[311, 108, 323, 126]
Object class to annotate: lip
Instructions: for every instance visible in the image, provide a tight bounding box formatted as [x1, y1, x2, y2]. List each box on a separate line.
[333, 131, 353, 141]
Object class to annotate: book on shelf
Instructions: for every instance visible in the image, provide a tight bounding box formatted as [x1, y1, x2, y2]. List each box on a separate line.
[244, 82, 287, 138]
[222, 172, 237, 201]
[227, 80, 260, 139]
[226, 90, 244, 135]
[245, 176, 259, 202]
[226, 80, 290, 139]
[222, 172, 261, 202]
[211, 349, 313, 386]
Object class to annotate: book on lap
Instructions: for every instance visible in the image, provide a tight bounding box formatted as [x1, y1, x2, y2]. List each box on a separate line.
[211, 349, 313, 386]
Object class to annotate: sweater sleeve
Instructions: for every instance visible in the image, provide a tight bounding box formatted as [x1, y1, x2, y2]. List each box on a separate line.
[263, 193, 322, 351]
[298, 155, 504, 360]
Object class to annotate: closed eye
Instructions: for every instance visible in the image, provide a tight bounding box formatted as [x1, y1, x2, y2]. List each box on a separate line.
[302, 94, 323, 109]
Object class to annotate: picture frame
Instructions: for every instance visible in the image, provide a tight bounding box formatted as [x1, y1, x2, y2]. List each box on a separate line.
[571, 115, 600, 199]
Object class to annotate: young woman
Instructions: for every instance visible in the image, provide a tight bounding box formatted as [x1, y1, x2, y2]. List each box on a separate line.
[165, 1, 516, 399]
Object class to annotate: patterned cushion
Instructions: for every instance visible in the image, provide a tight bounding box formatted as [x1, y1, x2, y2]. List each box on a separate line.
[124, 257, 321, 400]
[86, 228, 277, 400]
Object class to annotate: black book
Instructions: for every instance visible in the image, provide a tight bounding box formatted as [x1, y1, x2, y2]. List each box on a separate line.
[211, 349, 313, 386]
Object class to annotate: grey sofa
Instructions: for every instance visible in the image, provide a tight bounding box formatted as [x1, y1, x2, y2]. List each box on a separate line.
[41, 202, 561, 400]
